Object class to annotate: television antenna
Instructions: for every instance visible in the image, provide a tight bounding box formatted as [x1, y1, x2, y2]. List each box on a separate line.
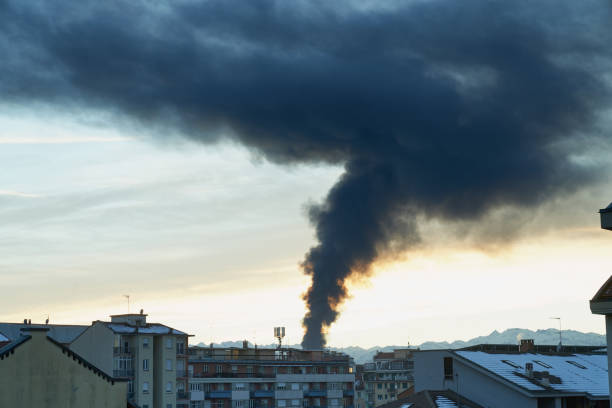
[550, 317, 562, 347]
[123, 294, 130, 314]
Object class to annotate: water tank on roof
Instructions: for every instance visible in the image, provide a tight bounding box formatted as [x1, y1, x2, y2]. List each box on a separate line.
[600, 203, 612, 230]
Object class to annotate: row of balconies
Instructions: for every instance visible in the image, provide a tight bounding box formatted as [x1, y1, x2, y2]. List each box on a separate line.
[113, 345, 188, 356]
[195, 390, 355, 399]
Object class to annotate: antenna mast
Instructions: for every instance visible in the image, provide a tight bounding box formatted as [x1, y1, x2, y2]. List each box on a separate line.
[274, 327, 285, 350]
[123, 294, 130, 314]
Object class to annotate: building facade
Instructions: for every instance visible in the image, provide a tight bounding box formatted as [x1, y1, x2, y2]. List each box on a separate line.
[0, 327, 127, 407]
[70, 312, 190, 408]
[362, 349, 414, 408]
[187, 344, 355, 408]
[414, 343, 610, 408]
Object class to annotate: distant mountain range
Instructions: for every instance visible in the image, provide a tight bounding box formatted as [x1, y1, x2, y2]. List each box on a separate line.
[196, 328, 606, 364]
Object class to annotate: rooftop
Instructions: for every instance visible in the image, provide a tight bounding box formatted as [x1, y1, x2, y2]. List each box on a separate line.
[378, 390, 483, 408]
[454, 350, 609, 398]
[0, 322, 88, 344]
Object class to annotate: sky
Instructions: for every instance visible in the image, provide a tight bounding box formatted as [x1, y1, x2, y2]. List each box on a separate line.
[1, 107, 610, 348]
[1, 0, 612, 348]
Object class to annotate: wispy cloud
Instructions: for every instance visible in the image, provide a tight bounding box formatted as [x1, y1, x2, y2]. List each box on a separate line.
[0, 189, 41, 198]
[0, 136, 129, 144]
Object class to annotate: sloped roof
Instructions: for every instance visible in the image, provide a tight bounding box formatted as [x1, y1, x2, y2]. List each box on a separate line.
[0, 323, 88, 344]
[0, 331, 125, 385]
[378, 390, 482, 408]
[455, 350, 608, 398]
[0, 331, 9, 342]
[591, 275, 612, 303]
[104, 322, 187, 336]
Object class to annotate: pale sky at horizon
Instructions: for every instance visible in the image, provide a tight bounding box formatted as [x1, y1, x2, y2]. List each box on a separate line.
[2, 108, 611, 348]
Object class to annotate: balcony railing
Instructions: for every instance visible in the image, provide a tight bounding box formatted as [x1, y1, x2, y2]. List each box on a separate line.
[113, 346, 133, 355]
[190, 372, 274, 379]
[113, 369, 135, 377]
[176, 370, 187, 378]
[177, 391, 190, 400]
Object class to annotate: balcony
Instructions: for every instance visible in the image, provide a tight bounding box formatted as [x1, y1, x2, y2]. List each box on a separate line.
[252, 390, 275, 398]
[207, 391, 232, 399]
[304, 390, 326, 398]
[113, 346, 133, 355]
[113, 369, 135, 378]
[176, 369, 187, 378]
[177, 391, 190, 400]
[343, 390, 354, 397]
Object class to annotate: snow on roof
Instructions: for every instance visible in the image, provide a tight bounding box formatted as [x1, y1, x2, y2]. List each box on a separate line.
[0, 332, 9, 342]
[105, 322, 186, 336]
[0, 323, 88, 344]
[455, 351, 609, 397]
[435, 396, 457, 407]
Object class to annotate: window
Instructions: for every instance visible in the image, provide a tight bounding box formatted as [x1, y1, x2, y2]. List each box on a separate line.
[566, 361, 587, 369]
[234, 383, 246, 391]
[217, 365, 223, 374]
[377, 396, 382, 401]
[232, 365, 238, 373]
[278, 401, 286, 408]
[233, 401, 246, 408]
[143, 359, 149, 371]
[191, 383, 204, 391]
[312, 367, 318, 374]
[277, 382, 287, 390]
[217, 383, 224, 391]
[247, 366, 254, 375]
[291, 383, 299, 391]
[143, 381, 149, 394]
[444, 357, 454, 380]
[534, 360, 552, 369]
[314, 399, 320, 407]
[501, 360, 521, 369]
[177, 342, 185, 354]
[128, 380, 134, 393]
[377, 383, 382, 390]
[331, 399, 339, 406]
[166, 338, 173, 349]
[292, 400, 300, 407]
[166, 359, 173, 371]
[203, 364, 209, 373]
[166, 381, 173, 393]
[402, 382, 407, 388]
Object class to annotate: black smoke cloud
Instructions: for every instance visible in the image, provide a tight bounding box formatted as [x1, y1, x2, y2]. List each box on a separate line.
[1, 0, 611, 348]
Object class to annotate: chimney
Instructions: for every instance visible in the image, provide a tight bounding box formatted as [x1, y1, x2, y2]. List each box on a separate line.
[525, 362, 533, 378]
[520, 339, 535, 353]
[540, 371, 550, 387]
[243, 340, 248, 350]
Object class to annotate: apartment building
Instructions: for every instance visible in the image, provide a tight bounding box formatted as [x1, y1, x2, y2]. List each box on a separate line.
[414, 341, 610, 408]
[362, 349, 414, 408]
[70, 312, 191, 408]
[187, 342, 355, 408]
[0, 327, 127, 407]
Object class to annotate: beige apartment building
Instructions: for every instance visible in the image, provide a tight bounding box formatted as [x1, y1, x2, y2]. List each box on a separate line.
[362, 349, 414, 408]
[71, 312, 190, 408]
[0, 327, 126, 407]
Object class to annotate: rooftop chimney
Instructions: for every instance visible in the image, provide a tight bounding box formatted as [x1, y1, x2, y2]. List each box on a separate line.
[243, 340, 248, 349]
[540, 371, 550, 387]
[525, 362, 533, 378]
[520, 339, 535, 353]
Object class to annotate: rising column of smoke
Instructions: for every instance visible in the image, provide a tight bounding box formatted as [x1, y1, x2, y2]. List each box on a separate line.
[0, 0, 611, 349]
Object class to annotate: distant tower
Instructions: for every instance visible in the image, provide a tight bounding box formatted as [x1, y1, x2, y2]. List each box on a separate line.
[274, 327, 285, 350]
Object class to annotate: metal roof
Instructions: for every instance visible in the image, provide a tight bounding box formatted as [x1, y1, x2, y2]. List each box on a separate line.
[0, 323, 88, 344]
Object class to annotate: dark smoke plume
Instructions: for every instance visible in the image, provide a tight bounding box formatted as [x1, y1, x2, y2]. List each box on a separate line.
[1, 0, 611, 348]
